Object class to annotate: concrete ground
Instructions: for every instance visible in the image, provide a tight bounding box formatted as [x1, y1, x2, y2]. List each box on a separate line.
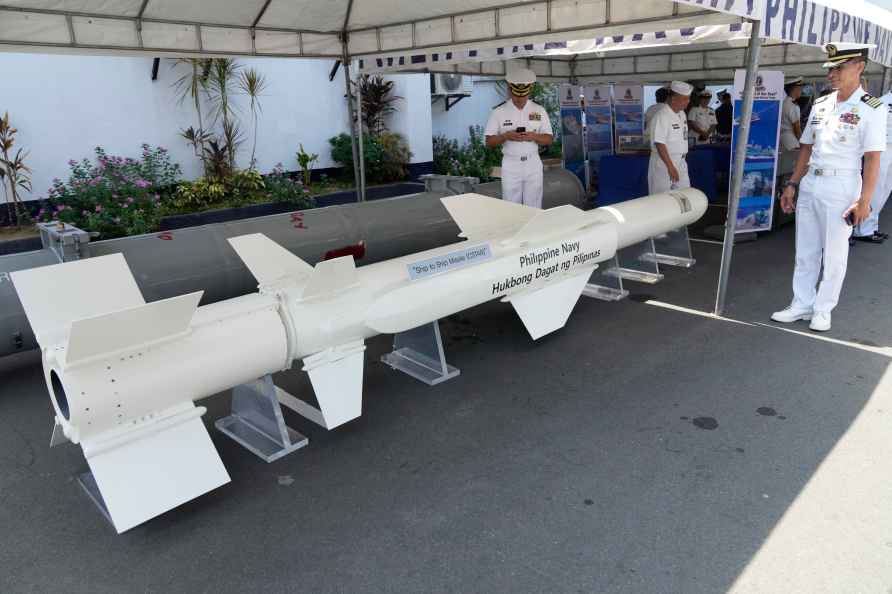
[1, 218, 891, 594]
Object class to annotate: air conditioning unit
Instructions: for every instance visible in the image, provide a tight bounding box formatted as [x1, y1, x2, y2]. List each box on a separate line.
[431, 73, 473, 96]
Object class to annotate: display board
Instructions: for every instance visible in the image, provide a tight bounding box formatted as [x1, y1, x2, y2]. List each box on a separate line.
[584, 84, 614, 194]
[559, 84, 587, 188]
[730, 70, 783, 234]
[613, 83, 645, 139]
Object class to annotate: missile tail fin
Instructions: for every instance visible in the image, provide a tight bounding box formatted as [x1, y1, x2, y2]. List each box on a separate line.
[82, 403, 230, 533]
[440, 193, 538, 238]
[11, 254, 145, 349]
[503, 204, 587, 246]
[228, 233, 313, 285]
[301, 256, 358, 300]
[506, 266, 595, 340]
[64, 291, 203, 367]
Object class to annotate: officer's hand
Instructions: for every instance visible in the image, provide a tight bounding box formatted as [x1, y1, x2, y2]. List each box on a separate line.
[780, 186, 797, 213]
[844, 201, 871, 226]
[668, 165, 680, 183]
[503, 131, 525, 142]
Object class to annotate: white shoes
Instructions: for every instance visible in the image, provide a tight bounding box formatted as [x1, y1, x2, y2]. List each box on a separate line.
[809, 311, 831, 332]
[770, 306, 813, 323]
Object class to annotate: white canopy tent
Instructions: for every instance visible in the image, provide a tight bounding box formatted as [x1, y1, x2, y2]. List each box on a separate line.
[1, 0, 891, 315]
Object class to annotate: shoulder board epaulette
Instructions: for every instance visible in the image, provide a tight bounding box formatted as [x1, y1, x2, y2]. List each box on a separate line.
[861, 94, 883, 109]
[814, 94, 831, 104]
[492, 100, 507, 109]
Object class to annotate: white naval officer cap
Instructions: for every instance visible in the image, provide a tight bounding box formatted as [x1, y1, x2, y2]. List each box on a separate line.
[670, 80, 692, 96]
[506, 67, 536, 97]
[822, 42, 875, 68]
[784, 76, 803, 86]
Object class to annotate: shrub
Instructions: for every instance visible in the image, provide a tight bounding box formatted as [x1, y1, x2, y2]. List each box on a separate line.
[432, 125, 502, 181]
[329, 132, 410, 184]
[170, 165, 315, 212]
[39, 145, 181, 238]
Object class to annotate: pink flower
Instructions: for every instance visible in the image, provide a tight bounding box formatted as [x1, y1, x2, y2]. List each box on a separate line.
[126, 197, 135, 204]
[68, 159, 77, 166]
[153, 193, 160, 201]
[122, 203, 128, 209]
[95, 205, 102, 213]
[135, 179, 150, 188]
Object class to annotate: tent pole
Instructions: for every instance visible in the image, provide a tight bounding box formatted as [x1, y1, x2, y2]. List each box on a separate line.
[342, 44, 362, 202]
[356, 72, 367, 201]
[714, 19, 762, 316]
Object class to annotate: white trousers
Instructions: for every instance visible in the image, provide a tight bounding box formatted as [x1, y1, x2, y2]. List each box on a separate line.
[648, 153, 690, 194]
[791, 173, 861, 314]
[501, 156, 544, 208]
[854, 147, 892, 237]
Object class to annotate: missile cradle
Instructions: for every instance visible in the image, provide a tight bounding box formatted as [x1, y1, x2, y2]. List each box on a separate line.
[11, 189, 707, 532]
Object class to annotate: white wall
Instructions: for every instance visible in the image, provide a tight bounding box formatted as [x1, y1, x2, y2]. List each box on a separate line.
[431, 78, 506, 144]
[0, 53, 431, 201]
[386, 74, 434, 163]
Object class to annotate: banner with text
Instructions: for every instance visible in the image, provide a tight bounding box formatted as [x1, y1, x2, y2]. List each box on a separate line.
[613, 83, 644, 141]
[584, 84, 613, 192]
[675, 0, 762, 19]
[559, 84, 586, 188]
[761, 1, 892, 67]
[730, 70, 783, 234]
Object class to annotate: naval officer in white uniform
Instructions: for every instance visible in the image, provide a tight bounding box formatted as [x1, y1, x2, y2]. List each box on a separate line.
[484, 68, 553, 208]
[687, 89, 717, 145]
[772, 43, 887, 331]
[853, 86, 892, 243]
[780, 76, 804, 152]
[648, 81, 692, 194]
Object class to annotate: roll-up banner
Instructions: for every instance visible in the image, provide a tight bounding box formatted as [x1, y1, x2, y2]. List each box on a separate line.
[559, 84, 586, 188]
[583, 84, 613, 192]
[730, 70, 783, 234]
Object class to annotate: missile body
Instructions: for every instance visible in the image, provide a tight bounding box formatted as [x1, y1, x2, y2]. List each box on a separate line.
[11, 188, 706, 532]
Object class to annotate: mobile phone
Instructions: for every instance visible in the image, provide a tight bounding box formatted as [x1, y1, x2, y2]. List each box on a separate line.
[845, 211, 855, 225]
[516, 126, 526, 133]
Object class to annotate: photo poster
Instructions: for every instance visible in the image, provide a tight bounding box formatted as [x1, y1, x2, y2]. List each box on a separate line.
[730, 70, 783, 234]
[583, 83, 613, 191]
[612, 83, 644, 139]
[559, 84, 586, 187]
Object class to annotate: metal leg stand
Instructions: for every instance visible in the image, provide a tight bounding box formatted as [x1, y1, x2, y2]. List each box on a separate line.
[606, 238, 665, 284]
[583, 257, 629, 301]
[646, 226, 696, 268]
[77, 471, 113, 528]
[381, 321, 460, 386]
[216, 375, 308, 463]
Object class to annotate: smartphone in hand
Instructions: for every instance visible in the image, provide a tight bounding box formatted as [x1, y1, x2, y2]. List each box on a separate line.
[515, 126, 526, 133]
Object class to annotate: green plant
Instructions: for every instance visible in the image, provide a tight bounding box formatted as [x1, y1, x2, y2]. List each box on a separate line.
[329, 133, 410, 184]
[203, 139, 233, 181]
[376, 132, 412, 182]
[0, 112, 32, 228]
[358, 75, 402, 136]
[296, 144, 319, 186]
[239, 68, 268, 170]
[432, 125, 502, 181]
[265, 163, 316, 208]
[40, 145, 181, 238]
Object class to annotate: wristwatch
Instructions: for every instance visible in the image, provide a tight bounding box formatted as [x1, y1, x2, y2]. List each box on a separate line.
[784, 180, 799, 189]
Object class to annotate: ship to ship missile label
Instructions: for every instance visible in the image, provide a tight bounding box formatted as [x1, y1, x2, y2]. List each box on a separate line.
[10, 189, 708, 532]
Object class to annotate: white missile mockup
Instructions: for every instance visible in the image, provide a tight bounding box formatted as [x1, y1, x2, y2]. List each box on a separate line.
[11, 189, 707, 532]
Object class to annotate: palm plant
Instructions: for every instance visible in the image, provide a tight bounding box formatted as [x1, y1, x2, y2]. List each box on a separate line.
[172, 58, 212, 170]
[239, 68, 268, 170]
[205, 59, 242, 169]
[358, 75, 402, 136]
[0, 112, 32, 228]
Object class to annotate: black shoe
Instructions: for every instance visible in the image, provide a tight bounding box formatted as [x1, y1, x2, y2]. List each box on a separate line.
[853, 233, 885, 244]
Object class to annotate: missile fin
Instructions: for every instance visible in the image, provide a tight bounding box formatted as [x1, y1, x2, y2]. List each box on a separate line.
[301, 256, 358, 300]
[440, 193, 538, 238]
[81, 403, 230, 533]
[64, 291, 203, 367]
[11, 254, 145, 349]
[507, 266, 596, 340]
[286, 340, 366, 430]
[503, 205, 587, 246]
[228, 233, 313, 285]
